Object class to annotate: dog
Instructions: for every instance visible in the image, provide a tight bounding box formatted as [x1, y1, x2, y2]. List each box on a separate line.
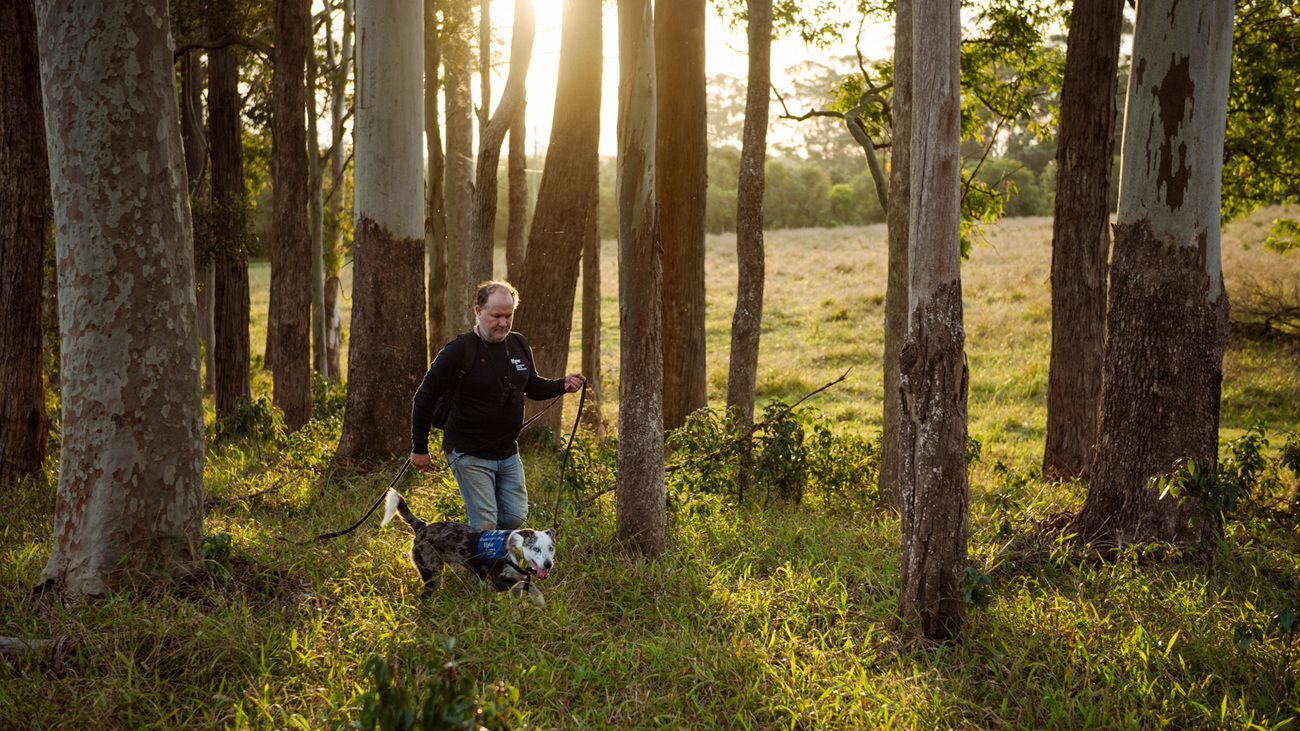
[381, 489, 556, 605]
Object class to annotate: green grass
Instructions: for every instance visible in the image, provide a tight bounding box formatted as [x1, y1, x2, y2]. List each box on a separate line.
[4, 208, 1300, 729]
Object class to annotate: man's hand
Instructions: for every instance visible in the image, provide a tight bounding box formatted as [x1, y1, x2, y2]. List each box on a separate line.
[410, 452, 432, 470]
[563, 373, 586, 393]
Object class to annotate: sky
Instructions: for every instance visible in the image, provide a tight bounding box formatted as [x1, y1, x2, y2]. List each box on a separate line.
[498, 1, 895, 157]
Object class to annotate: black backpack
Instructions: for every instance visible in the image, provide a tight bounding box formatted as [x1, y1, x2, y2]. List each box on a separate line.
[428, 332, 529, 430]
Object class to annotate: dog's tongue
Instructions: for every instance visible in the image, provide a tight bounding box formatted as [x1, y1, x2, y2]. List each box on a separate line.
[534, 567, 548, 579]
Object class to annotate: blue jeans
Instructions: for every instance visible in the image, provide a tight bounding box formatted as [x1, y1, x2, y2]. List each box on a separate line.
[447, 450, 528, 530]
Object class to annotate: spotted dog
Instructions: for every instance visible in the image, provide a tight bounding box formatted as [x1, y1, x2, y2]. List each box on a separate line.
[381, 489, 556, 605]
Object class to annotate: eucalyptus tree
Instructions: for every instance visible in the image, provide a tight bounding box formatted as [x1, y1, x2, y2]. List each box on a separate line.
[896, 0, 968, 642]
[616, 0, 666, 556]
[1042, 0, 1125, 481]
[656, 0, 708, 433]
[1070, 0, 1236, 546]
[270, 0, 312, 431]
[443, 0, 476, 336]
[506, 97, 528, 283]
[337, 0, 428, 459]
[35, 0, 204, 596]
[324, 0, 352, 380]
[0, 0, 48, 486]
[511, 0, 603, 435]
[426, 0, 449, 357]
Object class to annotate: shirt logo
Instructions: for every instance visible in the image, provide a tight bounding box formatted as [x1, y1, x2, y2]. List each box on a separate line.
[511, 358, 527, 372]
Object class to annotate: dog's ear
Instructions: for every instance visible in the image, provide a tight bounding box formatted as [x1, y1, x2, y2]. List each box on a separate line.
[546, 527, 558, 541]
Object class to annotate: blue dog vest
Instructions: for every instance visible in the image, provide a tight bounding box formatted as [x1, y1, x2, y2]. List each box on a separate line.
[477, 530, 510, 560]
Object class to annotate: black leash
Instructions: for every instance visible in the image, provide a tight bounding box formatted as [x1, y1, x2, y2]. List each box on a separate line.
[549, 380, 587, 531]
[288, 459, 411, 545]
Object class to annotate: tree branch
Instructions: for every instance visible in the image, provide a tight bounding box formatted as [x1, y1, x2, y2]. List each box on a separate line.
[173, 35, 272, 61]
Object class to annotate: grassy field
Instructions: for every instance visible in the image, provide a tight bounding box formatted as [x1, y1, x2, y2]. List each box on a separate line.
[3, 209, 1300, 729]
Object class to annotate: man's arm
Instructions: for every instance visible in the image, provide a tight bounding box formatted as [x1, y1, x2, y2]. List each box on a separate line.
[410, 336, 466, 461]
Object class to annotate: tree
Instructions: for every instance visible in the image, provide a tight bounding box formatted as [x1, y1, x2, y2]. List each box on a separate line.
[1041, 0, 1124, 481]
[36, 0, 205, 596]
[0, 0, 49, 486]
[506, 96, 528, 282]
[466, 0, 536, 293]
[1069, 0, 1235, 547]
[337, 0, 429, 460]
[616, 0, 666, 556]
[443, 0, 476, 337]
[896, 0, 969, 642]
[880, 0, 912, 510]
[656, 0, 708, 433]
[512, 0, 603, 436]
[308, 23, 327, 378]
[426, 0, 449, 357]
[270, 0, 313, 431]
[180, 47, 216, 397]
[725, 0, 772, 428]
[323, 0, 352, 381]
[209, 28, 254, 423]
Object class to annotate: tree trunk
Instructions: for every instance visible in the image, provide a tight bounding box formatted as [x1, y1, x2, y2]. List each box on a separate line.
[1042, 0, 1124, 481]
[513, 0, 603, 436]
[324, 0, 352, 382]
[581, 188, 605, 436]
[896, 0, 968, 642]
[443, 0, 476, 336]
[36, 0, 204, 596]
[308, 34, 327, 377]
[181, 50, 215, 396]
[210, 43, 253, 422]
[0, 0, 49, 486]
[655, 0, 708, 434]
[615, 0, 665, 556]
[878, 0, 912, 509]
[337, 0, 429, 460]
[506, 95, 528, 282]
[426, 0, 449, 358]
[1070, 0, 1235, 547]
[725, 0, 770, 426]
[271, 0, 313, 430]
[467, 0, 536, 290]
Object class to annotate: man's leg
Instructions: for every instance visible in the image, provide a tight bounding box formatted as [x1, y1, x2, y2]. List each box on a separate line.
[449, 450, 499, 530]
[494, 453, 528, 530]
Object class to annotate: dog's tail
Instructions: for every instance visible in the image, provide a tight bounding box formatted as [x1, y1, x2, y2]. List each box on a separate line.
[381, 488, 425, 531]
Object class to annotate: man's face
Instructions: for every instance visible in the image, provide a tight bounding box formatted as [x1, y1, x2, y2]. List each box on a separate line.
[475, 290, 516, 343]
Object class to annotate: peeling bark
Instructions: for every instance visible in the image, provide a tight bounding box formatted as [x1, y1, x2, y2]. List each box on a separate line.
[36, 0, 205, 596]
[616, 0, 665, 556]
[1070, 0, 1235, 548]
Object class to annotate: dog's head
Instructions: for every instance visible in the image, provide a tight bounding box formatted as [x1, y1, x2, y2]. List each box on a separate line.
[508, 528, 557, 579]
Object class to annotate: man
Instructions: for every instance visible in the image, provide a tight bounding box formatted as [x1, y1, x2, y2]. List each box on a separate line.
[410, 280, 585, 530]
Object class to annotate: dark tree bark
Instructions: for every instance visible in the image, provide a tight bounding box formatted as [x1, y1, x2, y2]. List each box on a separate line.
[308, 34, 327, 377]
[1042, 0, 1124, 481]
[467, 0, 536, 291]
[581, 190, 605, 436]
[1070, 0, 1236, 547]
[209, 42, 252, 422]
[507, 95, 528, 282]
[655, 0, 708, 434]
[879, 0, 913, 509]
[513, 0, 603, 436]
[443, 0, 476, 336]
[0, 0, 49, 486]
[896, 0, 968, 642]
[725, 0, 771, 426]
[336, 0, 428, 460]
[271, 0, 313, 430]
[426, 0, 448, 358]
[36, 0, 204, 597]
[615, 0, 665, 556]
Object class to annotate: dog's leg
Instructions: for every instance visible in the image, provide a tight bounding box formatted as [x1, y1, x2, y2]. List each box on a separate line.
[412, 544, 443, 595]
[509, 580, 545, 607]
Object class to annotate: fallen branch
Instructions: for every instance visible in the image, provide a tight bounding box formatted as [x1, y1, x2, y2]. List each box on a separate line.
[665, 367, 853, 474]
[0, 637, 51, 664]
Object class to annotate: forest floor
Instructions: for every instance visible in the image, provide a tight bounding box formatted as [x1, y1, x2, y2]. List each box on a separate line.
[3, 209, 1300, 729]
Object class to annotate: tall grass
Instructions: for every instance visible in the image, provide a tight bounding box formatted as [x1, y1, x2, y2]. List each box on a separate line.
[2, 207, 1299, 729]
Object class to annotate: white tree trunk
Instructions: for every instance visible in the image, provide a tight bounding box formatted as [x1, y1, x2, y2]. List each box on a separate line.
[337, 0, 429, 458]
[36, 0, 205, 597]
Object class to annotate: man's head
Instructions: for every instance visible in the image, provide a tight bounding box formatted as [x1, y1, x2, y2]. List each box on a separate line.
[474, 280, 519, 343]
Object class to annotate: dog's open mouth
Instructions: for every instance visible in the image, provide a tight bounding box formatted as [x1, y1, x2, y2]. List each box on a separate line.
[534, 567, 549, 579]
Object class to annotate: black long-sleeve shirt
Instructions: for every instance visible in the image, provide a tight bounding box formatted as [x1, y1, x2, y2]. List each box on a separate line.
[410, 331, 566, 460]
